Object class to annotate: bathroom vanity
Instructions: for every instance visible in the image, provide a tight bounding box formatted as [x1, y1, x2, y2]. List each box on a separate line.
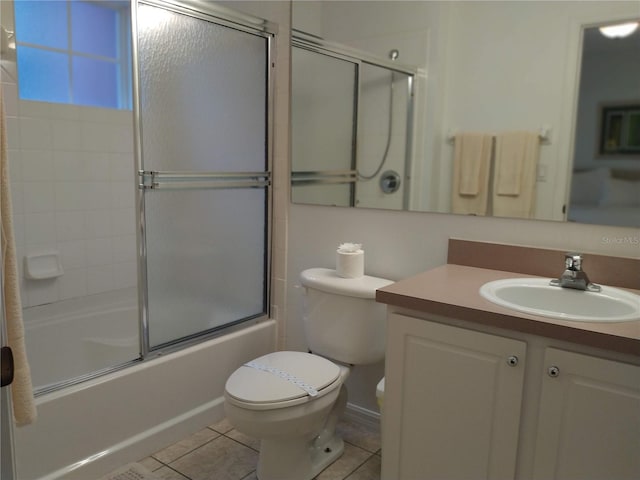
[377, 241, 640, 480]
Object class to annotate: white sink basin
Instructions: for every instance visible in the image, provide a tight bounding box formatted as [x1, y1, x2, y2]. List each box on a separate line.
[480, 278, 640, 322]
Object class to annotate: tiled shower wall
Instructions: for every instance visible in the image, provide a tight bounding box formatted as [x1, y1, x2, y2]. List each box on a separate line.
[3, 82, 137, 308]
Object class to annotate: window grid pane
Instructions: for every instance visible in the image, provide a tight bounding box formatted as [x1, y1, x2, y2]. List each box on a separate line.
[14, 0, 68, 50]
[72, 56, 119, 108]
[71, 1, 118, 58]
[16, 47, 70, 104]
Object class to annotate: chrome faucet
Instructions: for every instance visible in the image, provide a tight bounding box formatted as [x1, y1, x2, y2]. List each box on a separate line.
[550, 252, 601, 292]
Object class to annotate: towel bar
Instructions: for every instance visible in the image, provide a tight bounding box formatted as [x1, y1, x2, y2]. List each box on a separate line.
[446, 126, 551, 144]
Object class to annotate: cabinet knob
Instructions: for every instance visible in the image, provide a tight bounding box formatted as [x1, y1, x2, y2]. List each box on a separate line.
[507, 355, 519, 366]
[547, 366, 560, 377]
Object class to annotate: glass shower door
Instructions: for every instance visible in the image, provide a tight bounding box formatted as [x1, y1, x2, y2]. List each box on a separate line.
[135, 1, 272, 349]
[291, 46, 358, 206]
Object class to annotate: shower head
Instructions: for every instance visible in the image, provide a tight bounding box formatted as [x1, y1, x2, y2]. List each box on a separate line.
[389, 49, 399, 61]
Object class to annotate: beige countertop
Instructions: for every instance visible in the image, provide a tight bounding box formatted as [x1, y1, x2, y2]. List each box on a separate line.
[376, 264, 640, 356]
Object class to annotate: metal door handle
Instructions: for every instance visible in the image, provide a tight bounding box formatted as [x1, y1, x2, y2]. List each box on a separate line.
[1, 346, 14, 387]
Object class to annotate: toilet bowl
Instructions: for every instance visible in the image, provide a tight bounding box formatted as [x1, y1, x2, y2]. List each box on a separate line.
[224, 268, 393, 480]
[225, 351, 350, 480]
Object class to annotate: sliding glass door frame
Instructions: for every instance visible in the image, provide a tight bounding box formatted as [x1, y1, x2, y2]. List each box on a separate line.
[132, 0, 276, 358]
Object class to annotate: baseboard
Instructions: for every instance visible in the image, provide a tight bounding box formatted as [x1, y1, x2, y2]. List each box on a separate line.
[344, 402, 381, 433]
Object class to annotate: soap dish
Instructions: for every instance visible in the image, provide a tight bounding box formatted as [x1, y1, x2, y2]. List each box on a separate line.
[24, 252, 64, 280]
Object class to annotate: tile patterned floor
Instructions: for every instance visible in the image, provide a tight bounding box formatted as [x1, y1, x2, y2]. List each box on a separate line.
[133, 417, 381, 480]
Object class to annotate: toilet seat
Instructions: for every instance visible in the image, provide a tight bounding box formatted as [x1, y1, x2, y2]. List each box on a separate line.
[225, 351, 342, 411]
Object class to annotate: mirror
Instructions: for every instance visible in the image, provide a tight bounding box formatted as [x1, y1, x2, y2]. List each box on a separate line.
[291, 1, 640, 227]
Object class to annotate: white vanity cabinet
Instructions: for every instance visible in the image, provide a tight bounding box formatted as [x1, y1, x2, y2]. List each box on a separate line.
[381, 312, 640, 480]
[382, 312, 527, 480]
[532, 348, 640, 480]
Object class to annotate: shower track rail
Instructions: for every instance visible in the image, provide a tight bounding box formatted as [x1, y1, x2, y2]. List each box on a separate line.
[138, 170, 271, 190]
[292, 29, 419, 77]
[291, 169, 357, 186]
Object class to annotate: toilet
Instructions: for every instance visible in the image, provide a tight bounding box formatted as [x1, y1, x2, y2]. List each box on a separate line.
[224, 267, 393, 480]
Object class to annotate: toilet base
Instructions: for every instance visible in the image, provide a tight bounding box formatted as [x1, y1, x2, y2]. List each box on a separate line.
[310, 434, 345, 478]
[256, 385, 348, 480]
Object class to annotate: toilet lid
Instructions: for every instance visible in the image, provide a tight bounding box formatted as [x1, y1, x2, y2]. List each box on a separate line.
[225, 351, 341, 405]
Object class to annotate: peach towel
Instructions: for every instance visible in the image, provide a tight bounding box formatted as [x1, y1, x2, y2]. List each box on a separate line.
[1, 85, 37, 425]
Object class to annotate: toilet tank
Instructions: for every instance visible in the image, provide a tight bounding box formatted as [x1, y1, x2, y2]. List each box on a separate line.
[300, 268, 394, 365]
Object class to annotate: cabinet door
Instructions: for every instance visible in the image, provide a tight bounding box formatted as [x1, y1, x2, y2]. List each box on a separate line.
[382, 313, 527, 480]
[533, 348, 640, 480]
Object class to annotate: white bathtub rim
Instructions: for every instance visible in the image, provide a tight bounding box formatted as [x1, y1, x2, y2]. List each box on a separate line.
[26, 306, 136, 331]
[24, 287, 138, 328]
[83, 335, 139, 348]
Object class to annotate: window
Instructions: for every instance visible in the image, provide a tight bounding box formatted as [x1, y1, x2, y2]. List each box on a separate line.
[14, 0, 132, 110]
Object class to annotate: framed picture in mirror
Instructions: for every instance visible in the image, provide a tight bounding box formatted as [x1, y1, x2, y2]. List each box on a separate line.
[599, 103, 640, 155]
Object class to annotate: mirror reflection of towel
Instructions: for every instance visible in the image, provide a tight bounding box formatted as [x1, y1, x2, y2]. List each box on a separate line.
[495, 131, 539, 195]
[493, 131, 540, 218]
[457, 133, 492, 195]
[451, 133, 493, 215]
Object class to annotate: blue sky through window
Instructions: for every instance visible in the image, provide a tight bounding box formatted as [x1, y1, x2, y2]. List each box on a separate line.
[73, 56, 119, 108]
[14, 0, 131, 109]
[16, 46, 70, 103]
[14, 0, 68, 50]
[72, 1, 118, 58]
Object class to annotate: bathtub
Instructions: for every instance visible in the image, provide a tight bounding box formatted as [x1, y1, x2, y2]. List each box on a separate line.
[23, 288, 140, 391]
[14, 318, 276, 480]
